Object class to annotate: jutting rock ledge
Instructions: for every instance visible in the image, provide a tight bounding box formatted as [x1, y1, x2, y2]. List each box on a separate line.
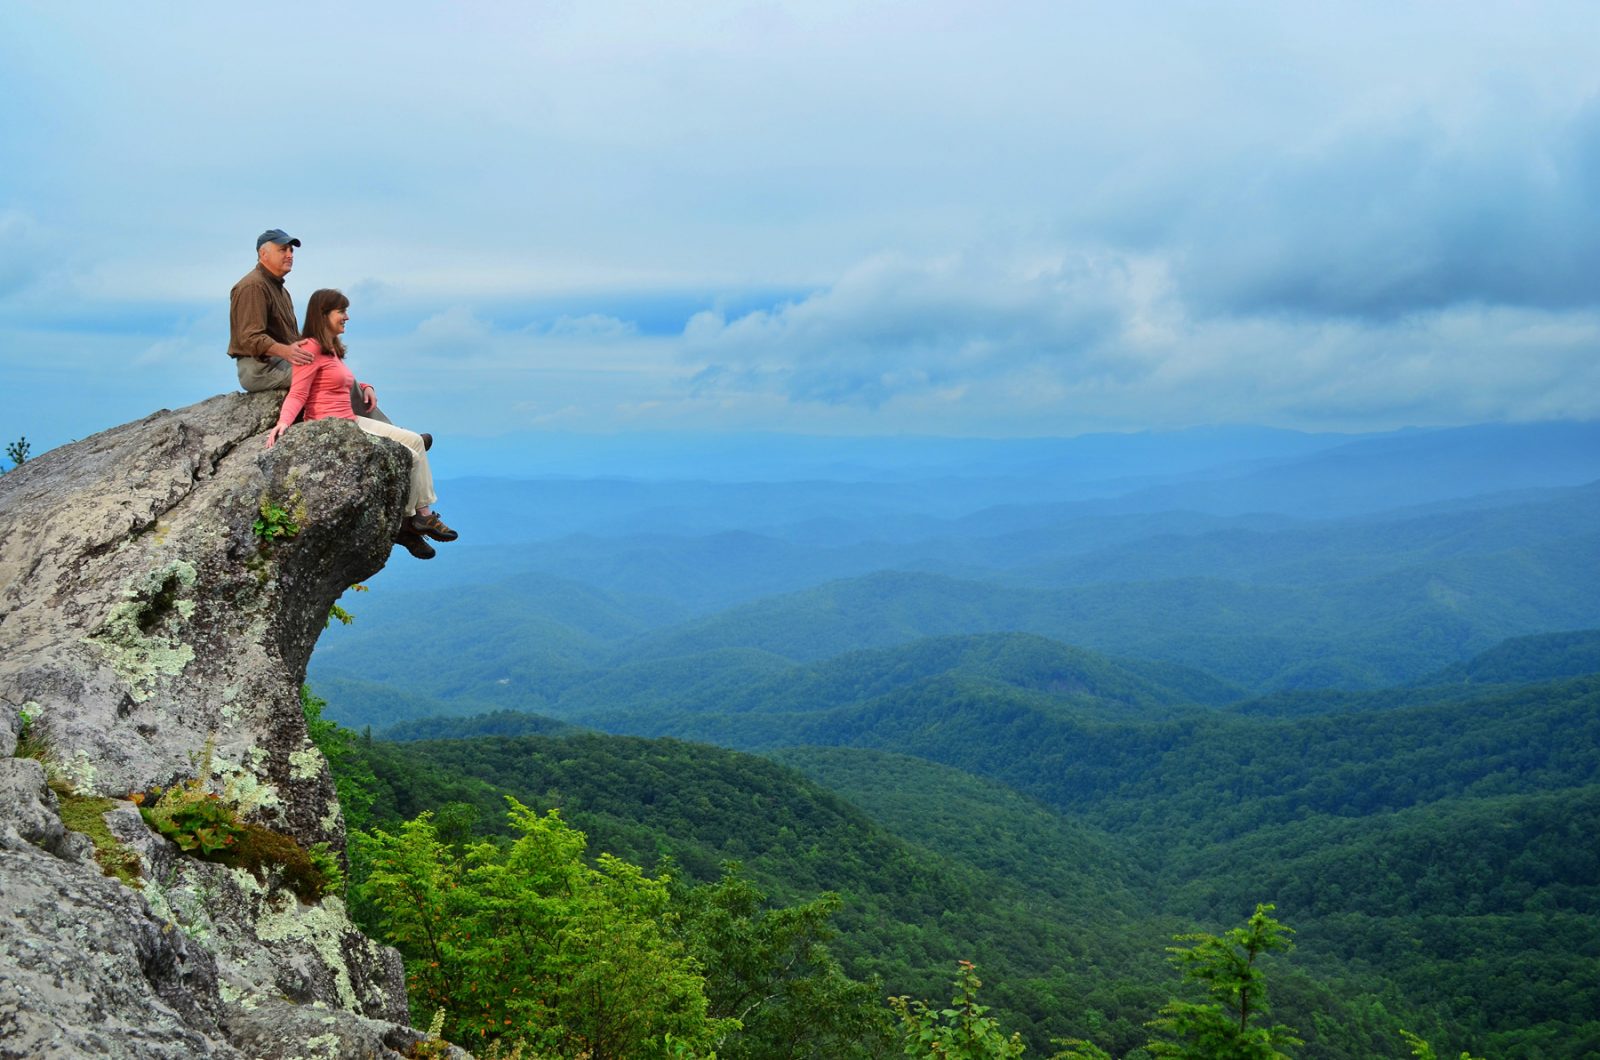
[0, 393, 464, 1059]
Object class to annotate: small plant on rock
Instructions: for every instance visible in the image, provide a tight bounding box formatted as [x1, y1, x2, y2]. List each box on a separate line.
[135, 784, 243, 856]
[136, 751, 339, 901]
[2, 435, 29, 473]
[58, 792, 144, 887]
[252, 498, 300, 542]
[14, 706, 51, 763]
[403, 1009, 459, 1059]
[327, 583, 369, 628]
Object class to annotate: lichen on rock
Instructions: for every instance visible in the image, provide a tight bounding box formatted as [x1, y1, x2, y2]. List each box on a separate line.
[87, 559, 200, 702]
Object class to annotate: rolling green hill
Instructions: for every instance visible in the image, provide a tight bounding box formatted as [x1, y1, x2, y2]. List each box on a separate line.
[551, 633, 1243, 732]
[1420, 628, 1600, 686]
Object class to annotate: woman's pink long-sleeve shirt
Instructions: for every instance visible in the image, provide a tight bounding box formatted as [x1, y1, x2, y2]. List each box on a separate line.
[275, 340, 364, 429]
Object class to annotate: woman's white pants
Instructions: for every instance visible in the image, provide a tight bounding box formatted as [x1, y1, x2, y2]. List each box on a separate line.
[356, 418, 435, 516]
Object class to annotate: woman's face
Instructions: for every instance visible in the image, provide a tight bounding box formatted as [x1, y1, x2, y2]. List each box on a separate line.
[326, 306, 349, 336]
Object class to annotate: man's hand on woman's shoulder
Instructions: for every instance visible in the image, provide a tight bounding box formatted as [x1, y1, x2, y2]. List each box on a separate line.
[276, 339, 316, 366]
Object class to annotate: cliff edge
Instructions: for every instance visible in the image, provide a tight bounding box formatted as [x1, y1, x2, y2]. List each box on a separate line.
[0, 393, 456, 1058]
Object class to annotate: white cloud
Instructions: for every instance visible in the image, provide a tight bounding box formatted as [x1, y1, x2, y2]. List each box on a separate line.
[674, 244, 1600, 432]
[681, 248, 1157, 405]
[543, 314, 638, 341]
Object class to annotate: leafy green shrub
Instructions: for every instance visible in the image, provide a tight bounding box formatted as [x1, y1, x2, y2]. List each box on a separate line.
[140, 787, 243, 855]
[358, 799, 733, 1057]
[1145, 903, 1301, 1059]
[890, 961, 1027, 1059]
[1398, 1029, 1485, 1060]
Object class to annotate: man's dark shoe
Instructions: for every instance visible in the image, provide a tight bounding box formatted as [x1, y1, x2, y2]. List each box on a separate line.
[410, 511, 458, 542]
[395, 528, 436, 560]
[421, 432, 432, 451]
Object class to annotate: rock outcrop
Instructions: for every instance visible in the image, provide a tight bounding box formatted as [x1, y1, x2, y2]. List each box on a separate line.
[0, 394, 457, 1058]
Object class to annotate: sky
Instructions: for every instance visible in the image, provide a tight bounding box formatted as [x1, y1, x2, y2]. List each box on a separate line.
[3, 1, 1599, 459]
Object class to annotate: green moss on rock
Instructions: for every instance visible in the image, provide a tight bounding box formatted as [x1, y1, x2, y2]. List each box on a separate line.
[54, 788, 142, 888]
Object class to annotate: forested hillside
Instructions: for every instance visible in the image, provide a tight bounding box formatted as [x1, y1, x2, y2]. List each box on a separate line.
[321, 645, 1600, 1056]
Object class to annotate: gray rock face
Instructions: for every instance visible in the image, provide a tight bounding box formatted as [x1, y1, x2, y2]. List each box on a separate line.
[0, 394, 453, 1058]
[1, 759, 234, 1059]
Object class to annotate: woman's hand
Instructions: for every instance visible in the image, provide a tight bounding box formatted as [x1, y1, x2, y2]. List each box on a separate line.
[266, 424, 286, 448]
[359, 383, 377, 411]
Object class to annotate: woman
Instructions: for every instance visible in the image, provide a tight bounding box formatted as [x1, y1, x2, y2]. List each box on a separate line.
[266, 288, 457, 560]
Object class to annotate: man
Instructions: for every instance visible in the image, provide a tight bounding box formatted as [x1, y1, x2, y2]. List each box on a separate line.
[229, 228, 311, 391]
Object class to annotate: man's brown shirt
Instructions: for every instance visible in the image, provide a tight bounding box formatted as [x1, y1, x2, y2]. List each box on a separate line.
[228, 264, 298, 360]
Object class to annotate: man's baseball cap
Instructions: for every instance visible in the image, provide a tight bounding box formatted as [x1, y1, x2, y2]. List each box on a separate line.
[256, 229, 302, 250]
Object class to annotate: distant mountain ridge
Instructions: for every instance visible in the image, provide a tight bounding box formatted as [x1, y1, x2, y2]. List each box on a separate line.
[403, 420, 1600, 551]
[312, 478, 1600, 728]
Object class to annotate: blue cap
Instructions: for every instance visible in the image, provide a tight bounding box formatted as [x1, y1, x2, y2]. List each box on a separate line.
[256, 229, 301, 250]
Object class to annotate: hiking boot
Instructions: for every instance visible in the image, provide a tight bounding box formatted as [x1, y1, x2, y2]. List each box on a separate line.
[395, 528, 436, 560]
[410, 511, 458, 542]
[421, 432, 432, 451]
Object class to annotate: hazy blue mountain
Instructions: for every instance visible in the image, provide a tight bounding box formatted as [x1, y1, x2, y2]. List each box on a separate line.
[421, 420, 1600, 548]
[312, 569, 682, 691]
[542, 647, 802, 722]
[358, 511, 1275, 612]
[315, 507, 1600, 733]
[1013, 480, 1600, 588]
[313, 421, 1600, 737]
[610, 538, 1600, 688]
[1084, 420, 1600, 518]
[310, 675, 491, 731]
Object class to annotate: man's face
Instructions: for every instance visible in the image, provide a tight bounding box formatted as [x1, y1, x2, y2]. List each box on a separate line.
[258, 241, 295, 278]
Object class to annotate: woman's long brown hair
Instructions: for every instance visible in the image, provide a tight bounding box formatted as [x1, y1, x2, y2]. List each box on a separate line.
[301, 288, 350, 359]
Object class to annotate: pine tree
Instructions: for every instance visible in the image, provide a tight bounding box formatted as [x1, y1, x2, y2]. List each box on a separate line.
[1144, 903, 1302, 1060]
